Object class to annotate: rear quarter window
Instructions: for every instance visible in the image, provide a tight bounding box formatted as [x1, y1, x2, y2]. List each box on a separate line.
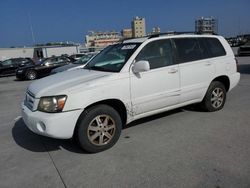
[203, 38, 226, 58]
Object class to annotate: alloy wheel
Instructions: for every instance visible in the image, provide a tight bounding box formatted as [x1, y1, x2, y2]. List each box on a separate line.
[87, 115, 116, 146]
[27, 71, 36, 80]
[211, 87, 224, 109]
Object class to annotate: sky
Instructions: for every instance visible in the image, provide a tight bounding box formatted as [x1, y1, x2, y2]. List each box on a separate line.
[0, 0, 250, 47]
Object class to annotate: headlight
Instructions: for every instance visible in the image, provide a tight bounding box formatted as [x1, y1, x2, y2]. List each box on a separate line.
[38, 95, 67, 113]
[44, 62, 50, 66]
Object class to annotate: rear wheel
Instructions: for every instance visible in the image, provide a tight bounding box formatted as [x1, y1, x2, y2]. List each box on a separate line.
[26, 70, 37, 80]
[75, 105, 122, 153]
[201, 81, 227, 112]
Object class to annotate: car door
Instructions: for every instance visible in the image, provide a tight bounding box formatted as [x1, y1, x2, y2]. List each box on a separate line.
[173, 38, 216, 103]
[130, 39, 180, 115]
[0, 59, 15, 75]
[38, 58, 57, 76]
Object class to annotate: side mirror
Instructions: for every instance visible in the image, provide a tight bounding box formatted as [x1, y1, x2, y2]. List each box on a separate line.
[132, 60, 150, 73]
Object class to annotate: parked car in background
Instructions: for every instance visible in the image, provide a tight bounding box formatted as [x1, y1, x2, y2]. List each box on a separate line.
[21, 34, 240, 153]
[0, 58, 34, 77]
[51, 54, 96, 74]
[238, 40, 250, 56]
[69, 54, 86, 60]
[16, 56, 74, 80]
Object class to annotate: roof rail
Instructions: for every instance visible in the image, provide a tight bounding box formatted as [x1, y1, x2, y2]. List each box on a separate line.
[121, 32, 188, 42]
[121, 36, 148, 42]
[148, 31, 198, 39]
[122, 31, 218, 42]
[148, 31, 218, 39]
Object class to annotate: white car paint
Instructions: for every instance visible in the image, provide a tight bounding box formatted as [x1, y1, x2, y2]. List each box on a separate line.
[21, 34, 240, 139]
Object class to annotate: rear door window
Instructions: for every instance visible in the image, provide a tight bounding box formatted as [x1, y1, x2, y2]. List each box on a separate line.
[173, 38, 207, 63]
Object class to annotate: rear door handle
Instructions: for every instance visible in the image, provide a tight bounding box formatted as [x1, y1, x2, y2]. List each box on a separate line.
[168, 68, 178, 74]
[205, 62, 212, 66]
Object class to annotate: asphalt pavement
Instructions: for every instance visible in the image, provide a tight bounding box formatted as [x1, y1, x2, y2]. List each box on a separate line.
[0, 56, 250, 188]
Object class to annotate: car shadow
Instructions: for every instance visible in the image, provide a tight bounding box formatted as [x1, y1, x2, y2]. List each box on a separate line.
[238, 64, 250, 74]
[13, 78, 25, 82]
[124, 108, 184, 129]
[13, 107, 198, 153]
[12, 118, 88, 154]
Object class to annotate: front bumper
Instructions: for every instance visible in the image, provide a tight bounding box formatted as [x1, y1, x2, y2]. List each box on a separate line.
[21, 102, 83, 139]
[16, 70, 26, 79]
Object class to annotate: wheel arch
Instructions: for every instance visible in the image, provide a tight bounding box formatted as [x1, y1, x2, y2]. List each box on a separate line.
[74, 99, 128, 137]
[211, 75, 230, 92]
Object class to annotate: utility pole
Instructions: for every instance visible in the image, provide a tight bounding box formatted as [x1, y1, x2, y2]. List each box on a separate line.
[28, 13, 36, 45]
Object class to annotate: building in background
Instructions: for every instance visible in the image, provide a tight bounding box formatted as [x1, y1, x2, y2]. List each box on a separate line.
[85, 31, 121, 48]
[195, 17, 218, 34]
[131, 17, 146, 38]
[0, 45, 80, 61]
[121, 28, 133, 39]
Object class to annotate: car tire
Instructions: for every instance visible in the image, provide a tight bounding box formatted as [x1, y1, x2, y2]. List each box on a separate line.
[75, 104, 122, 153]
[26, 70, 37, 80]
[201, 81, 227, 112]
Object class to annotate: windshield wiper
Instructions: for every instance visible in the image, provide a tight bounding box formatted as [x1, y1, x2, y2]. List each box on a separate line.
[85, 65, 118, 72]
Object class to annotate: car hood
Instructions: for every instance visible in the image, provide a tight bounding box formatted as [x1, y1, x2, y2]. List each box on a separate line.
[51, 64, 80, 73]
[27, 69, 112, 98]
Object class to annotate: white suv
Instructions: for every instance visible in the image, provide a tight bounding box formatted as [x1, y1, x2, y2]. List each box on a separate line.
[21, 34, 240, 153]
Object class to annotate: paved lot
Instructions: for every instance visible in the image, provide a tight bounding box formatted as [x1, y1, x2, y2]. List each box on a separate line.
[0, 57, 250, 188]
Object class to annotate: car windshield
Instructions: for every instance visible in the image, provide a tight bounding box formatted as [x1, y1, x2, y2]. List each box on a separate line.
[84, 43, 141, 72]
[73, 55, 93, 65]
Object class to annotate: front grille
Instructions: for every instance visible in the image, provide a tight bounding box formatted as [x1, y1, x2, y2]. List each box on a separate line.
[27, 90, 35, 98]
[24, 91, 35, 110]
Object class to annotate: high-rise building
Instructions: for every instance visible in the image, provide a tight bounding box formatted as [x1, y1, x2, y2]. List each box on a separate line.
[131, 17, 146, 38]
[121, 28, 132, 39]
[152, 27, 161, 34]
[195, 17, 218, 34]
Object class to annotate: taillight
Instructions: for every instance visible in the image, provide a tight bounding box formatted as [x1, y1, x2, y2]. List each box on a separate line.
[235, 57, 239, 72]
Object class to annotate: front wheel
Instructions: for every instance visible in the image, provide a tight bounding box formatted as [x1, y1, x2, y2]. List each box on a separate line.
[75, 105, 122, 153]
[201, 81, 227, 112]
[26, 70, 37, 80]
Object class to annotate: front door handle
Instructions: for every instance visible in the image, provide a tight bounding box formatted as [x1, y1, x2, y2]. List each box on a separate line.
[168, 68, 178, 74]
